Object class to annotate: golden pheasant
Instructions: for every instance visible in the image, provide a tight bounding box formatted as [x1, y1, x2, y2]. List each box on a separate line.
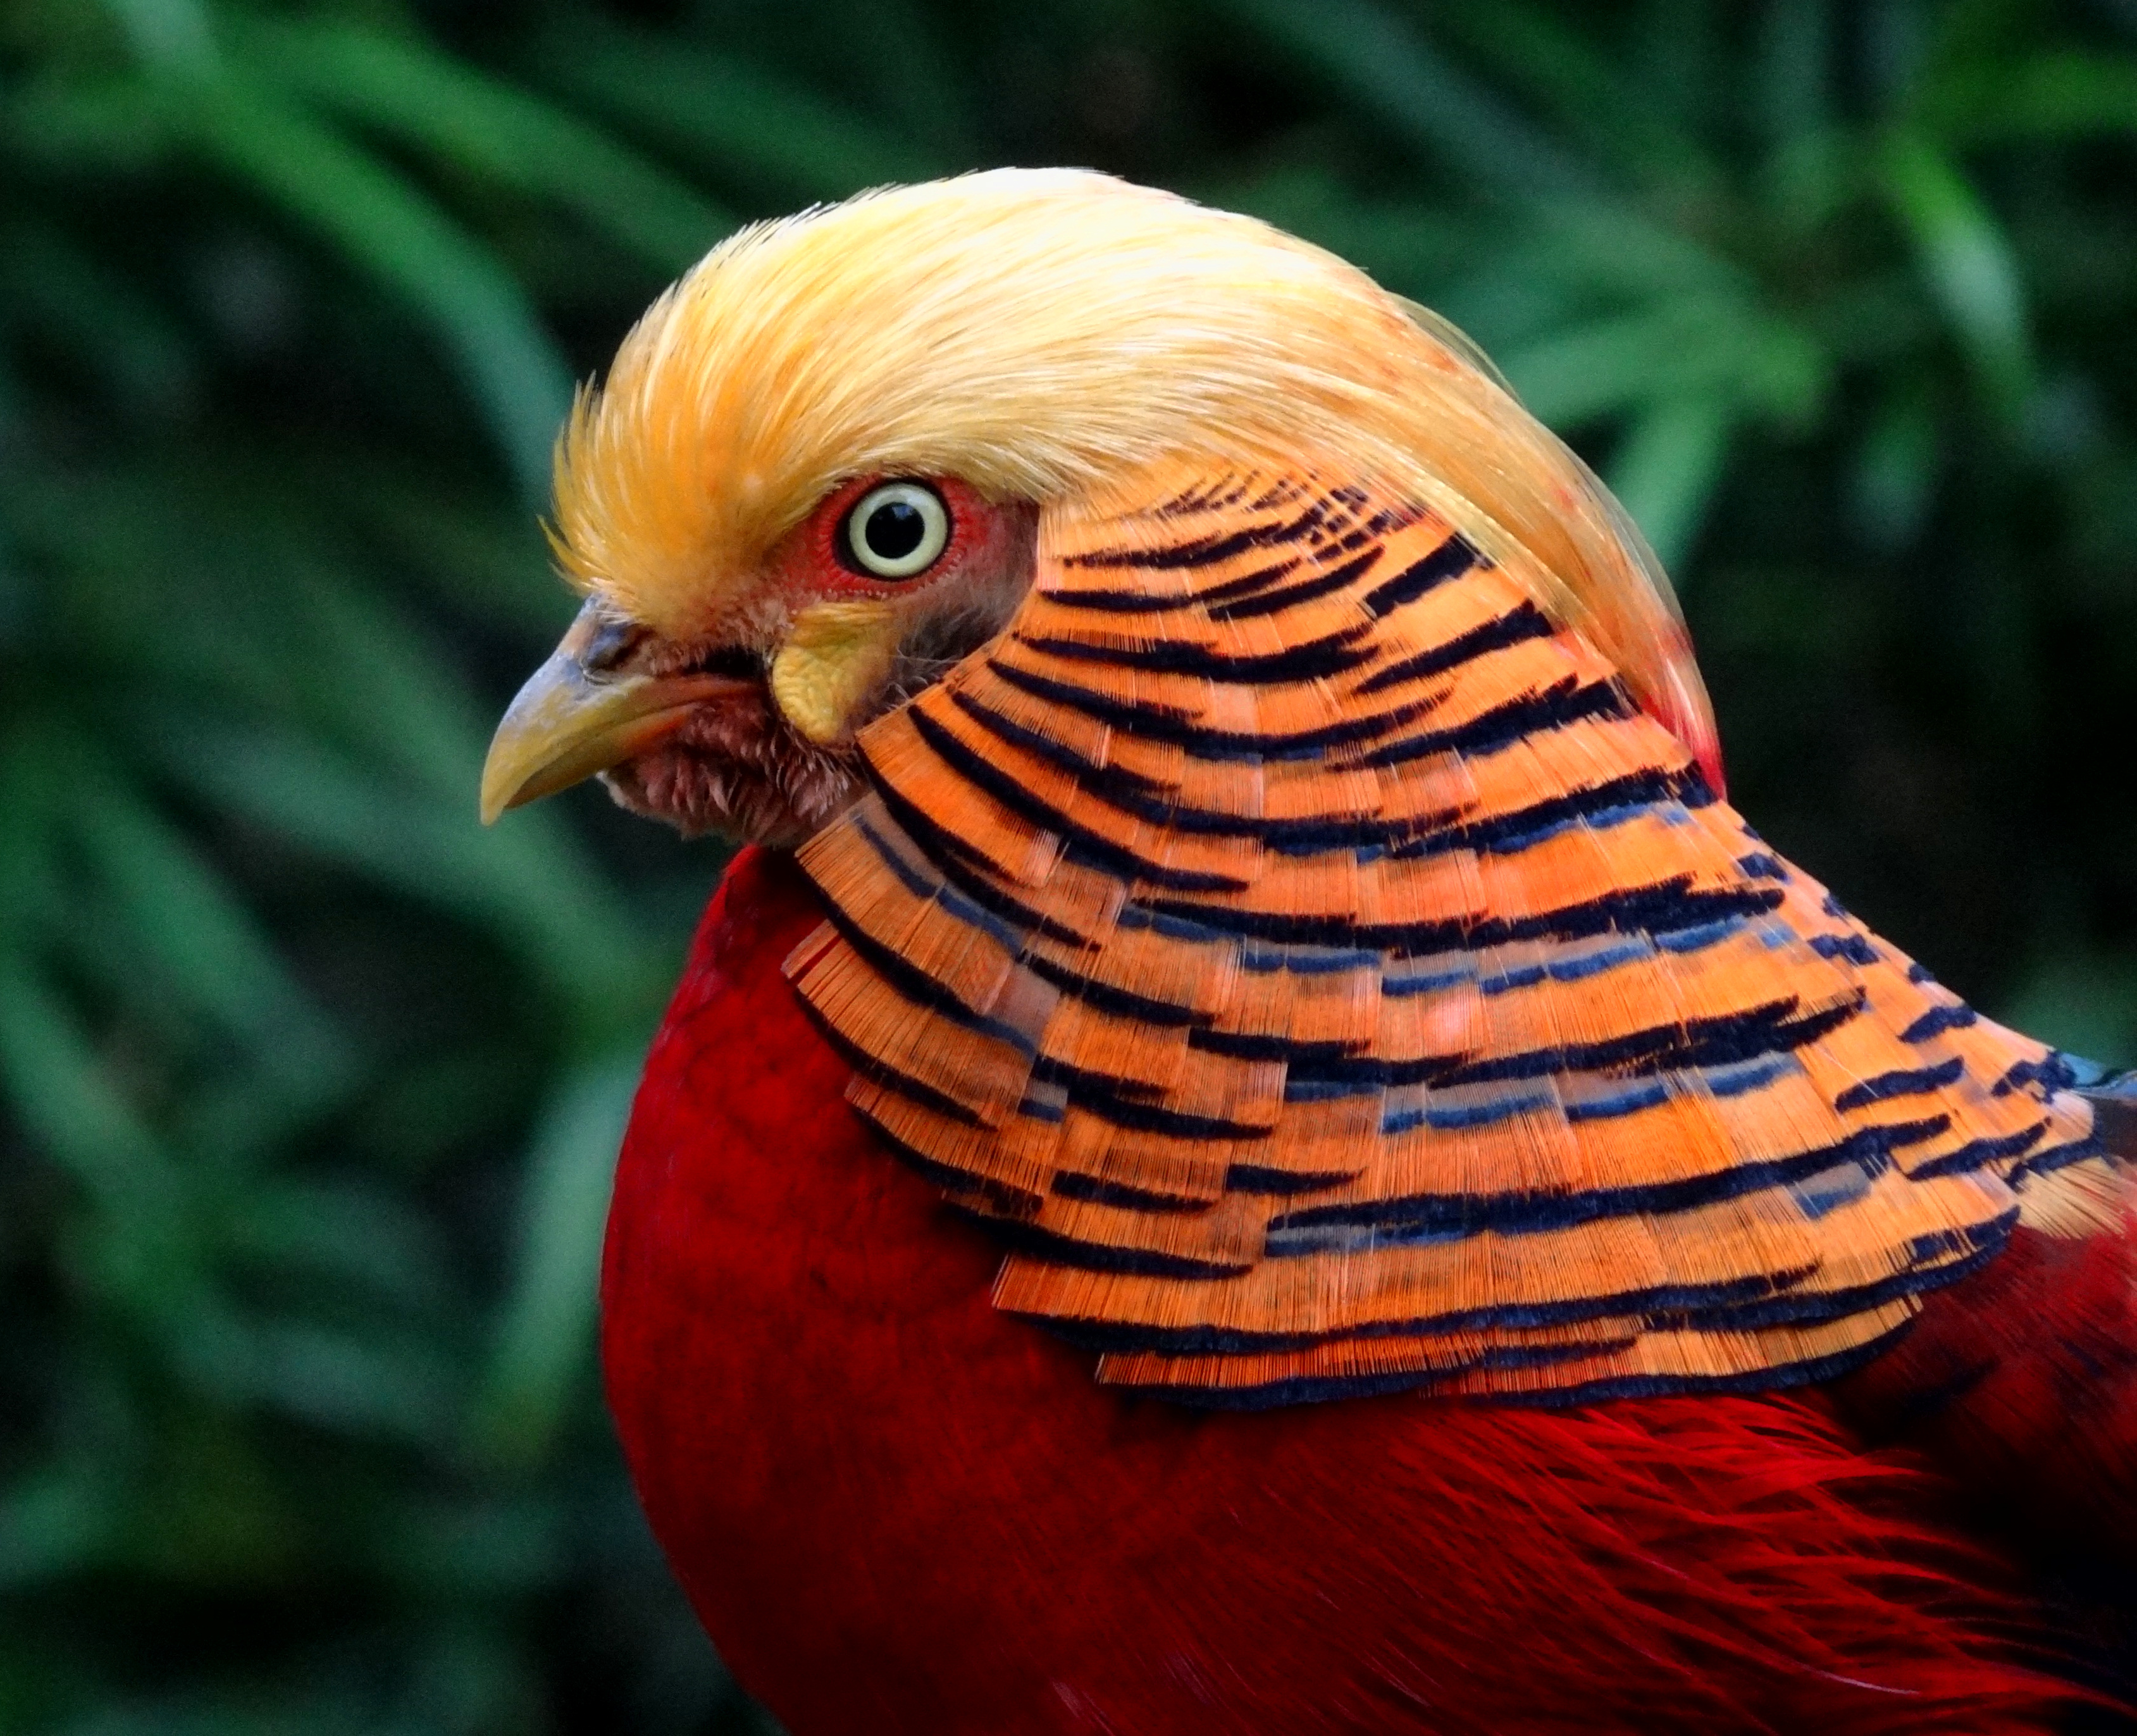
[480, 170, 2137, 1734]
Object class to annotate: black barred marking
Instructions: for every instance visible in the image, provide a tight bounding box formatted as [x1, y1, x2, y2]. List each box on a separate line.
[955, 1207, 1251, 1278]
[1495, 994, 1862, 1085]
[1900, 1003, 1978, 1043]
[948, 688, 1315, 841]
[1026, 1277, 1783, 1356]
[1061, 501, 1333, 569]
[1142, 878, 1788, 956]
[789, 993, 994, 1132]
[858, 776, 1084, 948]
[1223, 1160, 1362, 1194]
[1046, 1224, 2005, 1401]
[987, 653, 1435, 762]
[1263, 1120, 1931, 1251]
[1355, 601, 1554, 695]
[1020, 946, 1210, 1031]
[947, 690, 1179, 802]
[1657, 1217, 2012, 1331]
[1907, 1119, 2047, 1179]
[854, 1110, 1041, 1218]
[1024, 1231, 2017, 1357]
[954, 691, 1699, 855]
[1031, 1055, 1273, 1142]
[1992, 1051, 2085, 1098]
[1149, 474, 1249, 518]
[1353, 675, 1632, 770]
[1027, 1053, 1166, 1110]
[1196, 556, 1307, 605]
[1394, 766, 1713, 863]
[906, 707, 1249, 894]
[987, 655, 1199, 730]
[1833, 1057, 1965, 1112]
[1032, 586, 1213, 616]
[1809, 933, 1880, 967]
[1035, 554, 1309, 614]
[1248, 478, 1309, 511]
[2010, 1132, 2107, 1185]
[1276, 991, 1863, 1094]
[1360, 533, 1484, 617]
[851, 811, 1025, 955]
[1489, 1324, 1921, 1413]
[1191, 1027, 1355, 1063]
[1050, 1172, 1214, 1213]
[1116, 1324, 1919, 1412]
[800, 454, 2057, 1410]
[1205, 548, 1382, 622]
[814, 889, 1038, 1055]
[1015, 622, 1377, 683]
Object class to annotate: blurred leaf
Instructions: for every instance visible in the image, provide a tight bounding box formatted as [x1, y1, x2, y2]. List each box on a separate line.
[1878, 129, 2032, 415]
[475, 1051, 641, 1466]
[1606, 394, 1733, 577]
[1850, 377, 1943, 550]
[1496, 292, 1822, 434]
[221, 1178, 448, 1309]
[212, 1315, 464, 1444]
[183, 76, 573, 498]
[61, 738, 343, 1067]
[0, 1463, 121, 1590]
[1925, 49, 2137, 142]
[1754, 0, 1834, 152]
[533, 19, 941, 201]
[0, 948, 173, 1208]
[147, 716, 650, 1017]
[0, 221, 197, 412]
[252, 20, 733, 272]
[1207, 0, 1601, 198]
[102, 0, 216, 75]
[1439, 0, 1713, 197]
[2000, 952, 2137, 1065]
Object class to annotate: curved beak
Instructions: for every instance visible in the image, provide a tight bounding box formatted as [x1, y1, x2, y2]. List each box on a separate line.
[480, 602, 751, 823]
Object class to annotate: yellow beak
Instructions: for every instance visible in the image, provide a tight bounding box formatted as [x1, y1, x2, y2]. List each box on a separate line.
[480, 602, 750, 823]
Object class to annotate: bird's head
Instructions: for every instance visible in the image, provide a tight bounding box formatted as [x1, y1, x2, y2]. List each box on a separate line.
[481, 168, 1719, 844]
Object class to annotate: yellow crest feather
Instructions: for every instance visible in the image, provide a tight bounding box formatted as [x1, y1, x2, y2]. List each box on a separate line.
[551, 168, 1717, 769]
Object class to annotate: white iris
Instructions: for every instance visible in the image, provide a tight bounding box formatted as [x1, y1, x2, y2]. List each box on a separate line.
[845, 481, 950, 578]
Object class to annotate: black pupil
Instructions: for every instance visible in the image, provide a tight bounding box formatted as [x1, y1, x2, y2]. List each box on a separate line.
[864, 499, 927, 562]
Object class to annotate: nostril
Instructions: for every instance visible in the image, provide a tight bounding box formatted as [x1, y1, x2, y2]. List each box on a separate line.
[582, 615, 648, 673]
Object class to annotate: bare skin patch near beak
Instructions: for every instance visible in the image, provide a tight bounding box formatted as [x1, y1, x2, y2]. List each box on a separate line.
[480, 601, 752, 822]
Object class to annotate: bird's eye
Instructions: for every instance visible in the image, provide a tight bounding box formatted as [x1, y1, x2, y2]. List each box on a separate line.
[841, 481, 951, 580]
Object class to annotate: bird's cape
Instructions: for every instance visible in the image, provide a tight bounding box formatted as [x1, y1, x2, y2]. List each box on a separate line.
[786, 459, 2104, 1406]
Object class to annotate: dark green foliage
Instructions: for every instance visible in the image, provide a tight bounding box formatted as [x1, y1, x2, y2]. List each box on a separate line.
[2, 1, 2133, 1730]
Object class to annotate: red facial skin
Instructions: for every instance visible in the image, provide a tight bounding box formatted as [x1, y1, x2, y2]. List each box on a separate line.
[603, 476, 1036, 843]
[600, 847, 2105, 1736]
[759, 473, 1034, 614]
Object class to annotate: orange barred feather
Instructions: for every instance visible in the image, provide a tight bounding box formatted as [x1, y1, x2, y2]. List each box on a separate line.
[787, 460, 2107, 1406]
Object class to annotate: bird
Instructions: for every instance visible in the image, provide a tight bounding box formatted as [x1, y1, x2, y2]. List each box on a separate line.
[478, 170, 2137, 1733]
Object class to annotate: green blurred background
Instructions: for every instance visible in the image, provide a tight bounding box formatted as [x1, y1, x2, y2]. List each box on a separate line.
[4, 0, 2136, 1729]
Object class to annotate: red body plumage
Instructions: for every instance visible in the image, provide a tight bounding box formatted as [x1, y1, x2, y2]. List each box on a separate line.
[1840, 1208, 2137, 1560]
[601, 848, 2114, 1735]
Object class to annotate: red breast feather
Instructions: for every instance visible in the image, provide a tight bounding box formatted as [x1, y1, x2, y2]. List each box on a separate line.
[601, 846, 2095, 1735]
